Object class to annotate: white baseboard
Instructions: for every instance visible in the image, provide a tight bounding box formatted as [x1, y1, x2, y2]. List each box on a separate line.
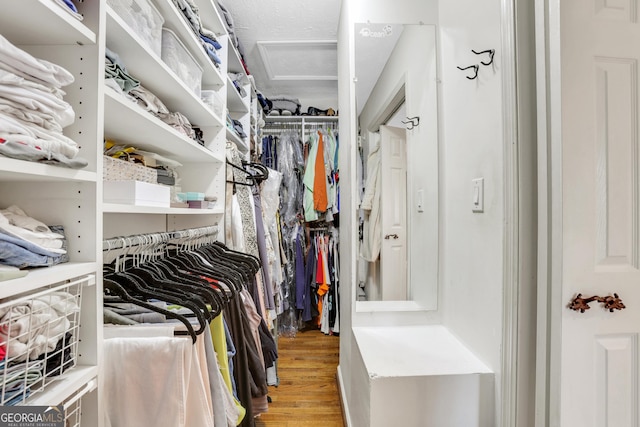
[336, 365, 352, 427]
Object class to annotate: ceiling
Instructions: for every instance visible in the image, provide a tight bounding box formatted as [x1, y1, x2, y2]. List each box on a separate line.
[219, 0, 342, 112]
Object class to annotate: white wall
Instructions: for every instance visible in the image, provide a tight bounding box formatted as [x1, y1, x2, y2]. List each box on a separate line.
[438, 0, 505, 403]
[337, 0, 355, 414]
[339, 0, 512, 425]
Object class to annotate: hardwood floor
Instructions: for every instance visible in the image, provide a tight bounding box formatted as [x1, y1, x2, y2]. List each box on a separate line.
[255, 328, 344, 427]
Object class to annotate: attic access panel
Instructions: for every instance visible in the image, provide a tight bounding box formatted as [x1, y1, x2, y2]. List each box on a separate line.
[257, 40, 338, 81]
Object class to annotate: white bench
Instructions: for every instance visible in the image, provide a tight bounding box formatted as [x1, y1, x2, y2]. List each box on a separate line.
[351, 325, 494, 427]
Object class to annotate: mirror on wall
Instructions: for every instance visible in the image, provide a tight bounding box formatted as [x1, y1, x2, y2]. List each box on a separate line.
[354, 22, 439, 310]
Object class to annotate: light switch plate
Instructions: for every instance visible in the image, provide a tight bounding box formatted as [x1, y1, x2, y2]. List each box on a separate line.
[472, 178, 484, 212]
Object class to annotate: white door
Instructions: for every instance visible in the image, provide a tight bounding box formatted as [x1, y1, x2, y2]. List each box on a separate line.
[544, 1, 640, 425]
[379, 125, 407, 300]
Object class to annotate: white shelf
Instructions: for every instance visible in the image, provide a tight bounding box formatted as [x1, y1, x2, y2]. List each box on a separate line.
[151, 0, 225, 89]
[103, 88, 224, 163]
[0, 262, 98, 300]
[190, 0, 228, 36]
[227, 76, 250, 113]
[105, 6, 220, 127]
[226, 128, 249, 153]
[0, 157, 97, 183]
[227, 39, 245, 74]
[1, 0, 96, 46]
[26, 367, 98, 406]
[103, 203, 224, 215]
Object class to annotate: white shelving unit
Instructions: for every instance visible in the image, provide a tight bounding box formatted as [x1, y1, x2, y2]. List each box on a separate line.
[0, 0, 103, 425]
[0, 0, 265, 424]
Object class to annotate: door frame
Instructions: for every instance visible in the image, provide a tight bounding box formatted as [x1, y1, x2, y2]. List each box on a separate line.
[533, 0, 563, 425]
[501, 0, 540, 425]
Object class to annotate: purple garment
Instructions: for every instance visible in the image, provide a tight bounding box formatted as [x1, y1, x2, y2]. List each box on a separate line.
[295, 231, 305, 310]
[301, 244, 316, 322]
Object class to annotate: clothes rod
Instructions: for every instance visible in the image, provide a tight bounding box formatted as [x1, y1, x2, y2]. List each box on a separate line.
[102, 226, 218, 251]
[264, 116, 339, 122]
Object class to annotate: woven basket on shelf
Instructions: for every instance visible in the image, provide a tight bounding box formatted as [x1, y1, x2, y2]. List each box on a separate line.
[103, 155, 157, 184]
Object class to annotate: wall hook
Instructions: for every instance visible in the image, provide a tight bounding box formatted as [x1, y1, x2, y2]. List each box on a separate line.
[457, 64, 479, 80]
[472, 49, 496, 66]
[400, 116, 420, 130]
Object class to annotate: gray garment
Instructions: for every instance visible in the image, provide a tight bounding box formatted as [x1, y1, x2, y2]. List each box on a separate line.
[253, 191, 275, 310]
[105, 47, 127, 71]
[0, 138, 88, 169]
[129, 84, 170, 116]
[103, 308, 139, 325]
[105, 58, 139, 94]
[202, 324, 228, 427]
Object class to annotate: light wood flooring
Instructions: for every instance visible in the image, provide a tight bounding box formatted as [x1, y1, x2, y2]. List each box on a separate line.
[255, 328, 344, 427]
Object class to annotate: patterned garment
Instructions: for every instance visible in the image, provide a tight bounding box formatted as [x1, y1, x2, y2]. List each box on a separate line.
[229, 146, 259, 258]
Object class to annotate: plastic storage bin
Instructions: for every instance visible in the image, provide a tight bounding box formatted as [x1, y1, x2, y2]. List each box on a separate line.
[107, 0, 164, 56]
[161, 28, 203, 97]
[201, 89, 224, 118]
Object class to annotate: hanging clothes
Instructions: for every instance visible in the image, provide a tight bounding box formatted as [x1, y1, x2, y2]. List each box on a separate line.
[258, 120, 340, 336]
[313, 131, 328, 212]
[360, 134, 381, 262]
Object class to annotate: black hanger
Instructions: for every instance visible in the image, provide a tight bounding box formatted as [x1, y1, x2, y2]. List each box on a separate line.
[132, 261, 223, 318]
[226, 160, 270, 187]
[106, 252, 216, 315]
[166, 244, 244, 295]
[104, 268, 210, 336]
[104, 277, 199, 343]
[157, 251, 234, 304]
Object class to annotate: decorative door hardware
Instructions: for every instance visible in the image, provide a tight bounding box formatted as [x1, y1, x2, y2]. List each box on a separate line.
[568, 293, 626, 313]
[384, 234, 399, 240]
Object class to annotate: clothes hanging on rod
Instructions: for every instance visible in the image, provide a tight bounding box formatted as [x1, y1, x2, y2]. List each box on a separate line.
[102, 226, 277, 427]
[298, 226, 339, 335]
[257, 119, 341, 337]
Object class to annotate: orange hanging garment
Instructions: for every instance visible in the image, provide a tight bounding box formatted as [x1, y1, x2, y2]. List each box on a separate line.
[313, 132, 328, 212]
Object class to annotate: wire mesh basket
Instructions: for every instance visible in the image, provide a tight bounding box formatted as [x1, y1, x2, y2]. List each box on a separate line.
[0, 276, 86, 405]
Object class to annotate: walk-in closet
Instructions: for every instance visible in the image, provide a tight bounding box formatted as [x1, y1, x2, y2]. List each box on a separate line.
[1, 0, 587, 425]
[0, 0, 343, 425]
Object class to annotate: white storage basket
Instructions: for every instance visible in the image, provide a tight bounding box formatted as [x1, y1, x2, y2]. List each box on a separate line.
[107, 0, 164, 56]
[0, 276, 86, 406]
[161, 28, 203, 97]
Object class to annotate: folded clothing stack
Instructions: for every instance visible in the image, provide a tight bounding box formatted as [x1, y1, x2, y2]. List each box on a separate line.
[0, 205, 69, 269]
[172, 0, 224, 68]
[0, 35, 87, 169]
[153, 166, 176, 186]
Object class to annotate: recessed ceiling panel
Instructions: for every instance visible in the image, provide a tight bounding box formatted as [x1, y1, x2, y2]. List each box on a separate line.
[257, 40, 338, 81]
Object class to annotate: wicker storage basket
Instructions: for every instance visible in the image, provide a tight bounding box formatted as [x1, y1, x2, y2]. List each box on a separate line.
[103, 155, 157, 184]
